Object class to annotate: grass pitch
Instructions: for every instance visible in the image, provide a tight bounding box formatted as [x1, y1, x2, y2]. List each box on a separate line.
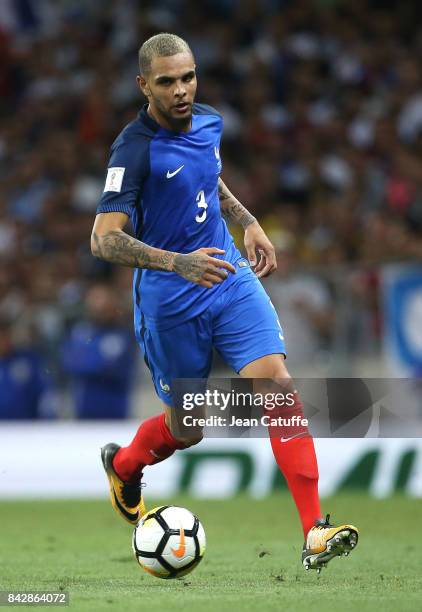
[0, 494, 420, 612]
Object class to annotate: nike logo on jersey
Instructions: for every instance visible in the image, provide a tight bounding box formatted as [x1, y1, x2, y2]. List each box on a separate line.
[166, 165, 184, 179]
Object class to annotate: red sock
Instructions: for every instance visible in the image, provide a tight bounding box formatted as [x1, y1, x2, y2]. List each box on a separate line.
[270, 435, 321, 538]
[266, 390, 321, 537]
[113, 413, 186, 482]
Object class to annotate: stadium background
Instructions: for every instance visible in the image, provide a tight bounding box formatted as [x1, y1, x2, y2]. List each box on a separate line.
[1, 0, 422, 503]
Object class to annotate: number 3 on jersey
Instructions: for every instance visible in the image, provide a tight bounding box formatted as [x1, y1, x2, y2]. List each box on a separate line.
[195, 190, 208, 223]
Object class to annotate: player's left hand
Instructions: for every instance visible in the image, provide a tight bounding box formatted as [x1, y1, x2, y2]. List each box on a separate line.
[244, 221, 277, 278]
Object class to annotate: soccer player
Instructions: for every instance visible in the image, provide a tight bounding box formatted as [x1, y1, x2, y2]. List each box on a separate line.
[92, 33, 358, 572]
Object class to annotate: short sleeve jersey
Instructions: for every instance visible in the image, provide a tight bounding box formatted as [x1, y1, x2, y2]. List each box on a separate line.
[97, 103, 243, 330]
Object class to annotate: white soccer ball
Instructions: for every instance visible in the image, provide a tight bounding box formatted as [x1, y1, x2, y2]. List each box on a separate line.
[132, 505, 206, 579]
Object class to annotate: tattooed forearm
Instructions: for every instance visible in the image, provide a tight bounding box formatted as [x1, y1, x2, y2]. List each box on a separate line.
[222, 200, 257, 228]
[91, 230, 175, 271]
[218, 178, 256, 228]
[217, 183, 230, 202]
[91, 231, 104, 259]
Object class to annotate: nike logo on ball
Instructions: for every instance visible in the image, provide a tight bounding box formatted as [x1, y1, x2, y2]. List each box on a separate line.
[171, 526, 186, 558]
[166, 165, 184, 178]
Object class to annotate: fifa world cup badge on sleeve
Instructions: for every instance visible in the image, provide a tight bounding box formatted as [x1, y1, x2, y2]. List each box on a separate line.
[104, 167, 125, 192]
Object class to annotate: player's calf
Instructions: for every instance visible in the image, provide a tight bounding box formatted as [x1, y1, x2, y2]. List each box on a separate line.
[165, 405, 205, 447]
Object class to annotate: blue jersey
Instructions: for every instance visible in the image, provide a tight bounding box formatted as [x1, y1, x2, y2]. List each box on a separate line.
[97, 103, 243, 331]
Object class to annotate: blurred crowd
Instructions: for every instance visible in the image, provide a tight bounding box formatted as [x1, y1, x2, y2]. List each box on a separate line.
[0, 0, 421, 417]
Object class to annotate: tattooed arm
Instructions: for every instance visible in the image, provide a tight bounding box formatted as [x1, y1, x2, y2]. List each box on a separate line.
[217, 177, 277, 278]
[91, 213, 174, 271]
[91, 212, 235, 288]
[218, 177, 257, 228]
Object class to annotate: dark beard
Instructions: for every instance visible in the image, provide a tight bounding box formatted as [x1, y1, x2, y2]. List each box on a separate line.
[154, 101, 192, 131]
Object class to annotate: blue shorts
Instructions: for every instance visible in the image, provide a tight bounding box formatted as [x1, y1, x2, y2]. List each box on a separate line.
[138, 266, 286, 405]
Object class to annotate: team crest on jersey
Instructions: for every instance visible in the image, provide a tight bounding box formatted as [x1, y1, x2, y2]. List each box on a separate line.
[159, 379, 170, 393]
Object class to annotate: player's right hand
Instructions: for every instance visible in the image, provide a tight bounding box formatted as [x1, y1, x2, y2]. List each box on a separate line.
[173, 247, 236, 288]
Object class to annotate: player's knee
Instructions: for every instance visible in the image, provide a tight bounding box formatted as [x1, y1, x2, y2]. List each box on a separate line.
[270, 359, 290, 381]
[256, 355, 291, 381]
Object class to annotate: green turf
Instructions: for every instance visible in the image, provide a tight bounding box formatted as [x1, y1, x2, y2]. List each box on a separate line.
[0, 494, 420, 611]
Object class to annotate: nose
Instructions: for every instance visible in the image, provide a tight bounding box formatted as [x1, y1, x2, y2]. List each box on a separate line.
[174, 80, 187, 98]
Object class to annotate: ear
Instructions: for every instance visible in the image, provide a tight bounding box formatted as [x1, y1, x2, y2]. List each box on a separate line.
[137, 75, 150, 97]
